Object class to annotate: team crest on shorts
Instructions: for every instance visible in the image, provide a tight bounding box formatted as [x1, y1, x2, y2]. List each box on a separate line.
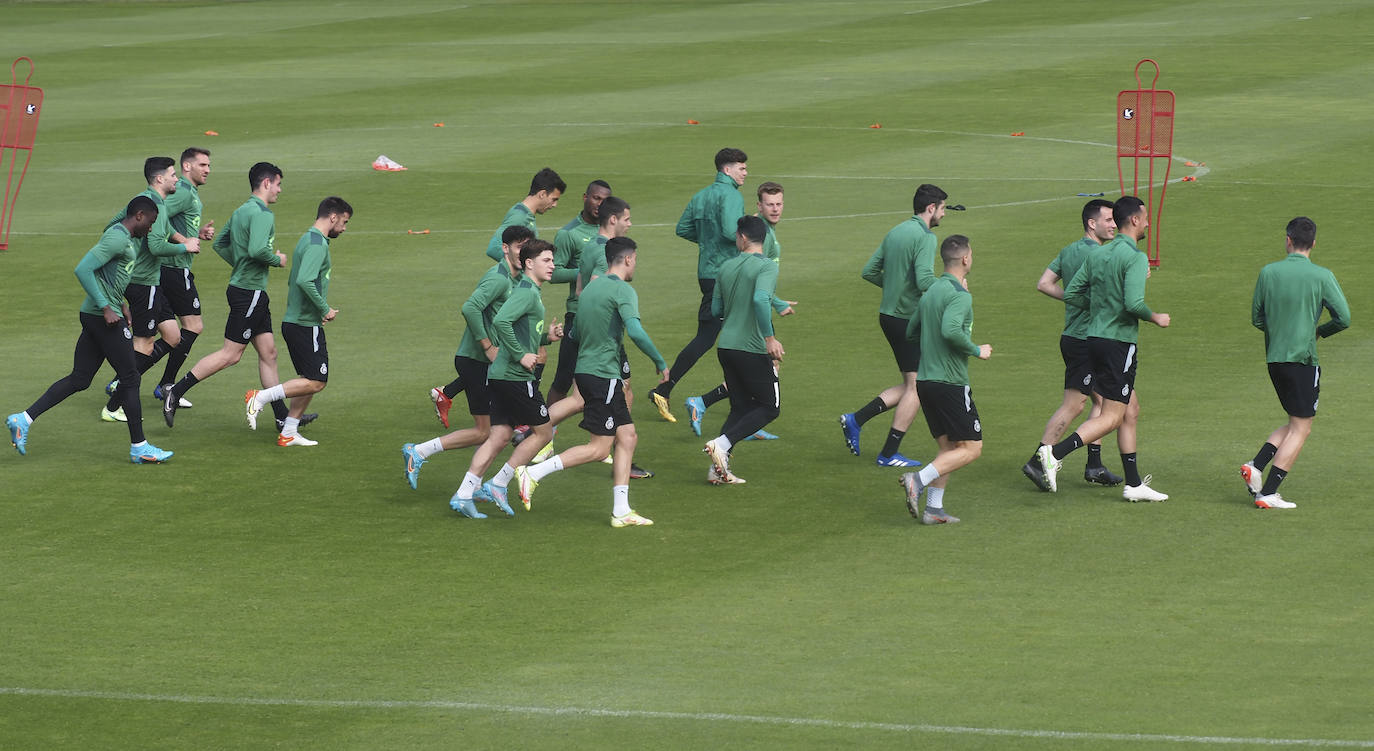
[122, 327, 132, 339]
[1121, 384, 1130, 397]
[605, 416, 614, 430]
[146, 320, 154, 332]
[539, 405, 548, 417]
[973, 419, 981, 432]
[242, 328, 252, 340]
[193, 298, 200, 309]
[1082, 374, 1091, 386]
[622, 361, 630, 374]
[319, 363, 328, 375]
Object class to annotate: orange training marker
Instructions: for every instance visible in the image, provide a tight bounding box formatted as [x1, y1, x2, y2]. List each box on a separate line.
[869, 123, 881, 129]
[433, 122, 444, 127]
[687, 120, 699, 125]
[1181, 176, 1196, 182]
[1010, 131, 1024, 136]
[204, 130, 218, 136]
[1184, 160, 1198, 167]
[407, 229, 431, 235]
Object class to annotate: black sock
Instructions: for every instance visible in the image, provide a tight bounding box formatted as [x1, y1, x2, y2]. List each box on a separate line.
[1028, 445, 1044, 467]
[1252, 442, 1278, 472]
[134, 350, 154, 374]
[149, 338, 173, 365]
[701, 384, 730, 408]
[160, 329, 198, 386]
[655, 378, 678, 399]
[853, 397, 888, 427]
[1121, 452, 1141, 486]
[442, 377, 463, 399]
[271, 399, 289, 421]
[881, 428, 905, 457]
[1260, 466, 1287, 497]
[171, 372, 199, 398]
[1086, 444, 1104, 469]
[1051, 433, 1083, 461]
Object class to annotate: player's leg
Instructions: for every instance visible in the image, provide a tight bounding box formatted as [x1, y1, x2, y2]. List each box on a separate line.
[876, 370, 922, 466]
[706, 350, 778, 478]
[12, 316, 110, 453]
[1252, 364, 1318, 508]
[158, 267, 204, 393]
[650, 279, 720, 404]
[843, 314, 917, 457]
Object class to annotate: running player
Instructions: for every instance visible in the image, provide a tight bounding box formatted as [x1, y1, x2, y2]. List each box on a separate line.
[1037, 197, 1171, 501]
[1022, 199, 1123, 490]
[701, 216, 783, 485]
[545, 179, 611, 407]
[404, 226, 533, 488]
[1240, 216, 1350, 509]
[162, 162, 288, 428]
[482, 167, 565, 262]
[840, 183, 947, 467]
[685, 180, 796, 439]
[7, 195, 173, 463]
[447, 240, 564, 518]
[513, 237, 667, 526]
[897, 235, 992, 525]
[645, 147, 749, 422]
[245, 197, 352, 446]
[154, 147, 216, 408]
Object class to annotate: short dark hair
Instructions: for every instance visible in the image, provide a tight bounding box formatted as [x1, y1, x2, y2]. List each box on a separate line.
[1286, 216, 1316, 250]
[528, 167, 566, 196]
[597, 196, 630, 227]
[913, 184, 948, 215]
[180, 147, 210, 166]
[126, 194, 158, 216]
[736, 215, 767, 245]
[715, 148, 747, 171]
[144, 156, 175, 184]
[587, 179, 611, 193]
[249, 162, 283, 191]
[501, 225, 535, 246]
[1081, 199, 1115, 230]
[1113, 196, 1147, 227]
[605, 236, 637, 267]
[519, 238, 554, 268]
[940, 234, 971, 265]
[317, 196, 353, 219]
[756, 181, 783, 201]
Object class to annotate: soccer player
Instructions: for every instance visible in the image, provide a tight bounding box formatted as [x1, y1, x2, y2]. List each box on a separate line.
[447, 240, 564, 518]
[482, 167, 565, 262]
[645, 147, 749, 422]
[839, 183, 947, 467]
[1240, 217, 1350, 509]
[545, 179, 611, 407]
[514, 237, 667, 527]
[897, 235, 992, 524]
[7, 195, 174, 463]
[701, 216, 783, 485]
[685, 181, 796, 440]
[1036, 196, 1171, 502]
[162, 162, 289, 428]
[245, 196, 353, 446]
[404, 226, 533, 488]
[98, 156, 201, 422]
[155, 147, 217, 406]
[1022, 199, 1124, 490]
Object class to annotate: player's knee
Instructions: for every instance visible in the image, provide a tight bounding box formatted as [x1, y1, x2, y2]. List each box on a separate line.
[964, 441, 983, 461]
[185, 319, 204, 335]
[306, 379, 327, 394]
[618, 426, 638, 450]
[762, 404, 781, 423]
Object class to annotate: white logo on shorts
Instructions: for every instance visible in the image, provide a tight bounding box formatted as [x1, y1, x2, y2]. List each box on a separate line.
[1082, 374, 1091, 386]
[621, 361, 630, 375]
[145, 320, 154, 332]
[539, 405, 548, 417]
[122, 327, 132, 339]
[242, 328, 252, 340]
[193, 298, 200, 310]
[1313, 398, 1319, 412]
[605, 416, 614, 430]
[1121, 384, 1130, 397]
[973, 419, 981, 432]
[320, 363, 328, 375]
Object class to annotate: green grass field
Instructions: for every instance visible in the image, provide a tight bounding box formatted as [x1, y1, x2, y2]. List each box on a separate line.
[3, 1, 1373, 748]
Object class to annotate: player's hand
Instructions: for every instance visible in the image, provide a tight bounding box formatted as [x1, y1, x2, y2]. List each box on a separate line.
[536, 345, 548, 365]
[199, 220, 215, 241]
[103, 306, 121, 326]
[519, 353, 538, 371]
[766, 336, 784, 362]
[1152, 312, 1171, 328]
[657, 368, 670, 385]
[548, 317, 563, 341]
[779, 301, 798, 316]
[183, 237, 201, 254]
[275, 252, 288, 267]
[484, 345, 499, 363]
[978, 344, 992, 360]
[324, 308, 338, 322]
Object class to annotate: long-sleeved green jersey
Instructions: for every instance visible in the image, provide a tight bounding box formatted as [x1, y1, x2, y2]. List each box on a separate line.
[711, 251, 778, 355]
[676, 172, 745, 280]
[1063, 234, 1154, 344]
[282, 227, 332, 326]
[489, 277, 550, 382]
[1252, 252, 1350, 365]
[861, 216, 938, 319]
[76, 223, 137, 316]
[575, 273, 666, 378]
[213, 196, 281, 291]
[909, 273, 980, 386]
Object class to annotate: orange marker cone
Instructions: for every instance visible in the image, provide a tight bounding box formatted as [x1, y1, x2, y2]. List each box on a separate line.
[1181, 176, 1196, 182]
[204, 130, 219, 136]
[869, 123, 882, 129]
[407, 229, 431, 235]
[433, 122, 445, 127]
[687, 119, 699, 125]
[1010, 131, 1025, 136]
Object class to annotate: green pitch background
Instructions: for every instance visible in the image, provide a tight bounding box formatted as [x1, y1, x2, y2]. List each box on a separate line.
[2, 1, 1372, 748]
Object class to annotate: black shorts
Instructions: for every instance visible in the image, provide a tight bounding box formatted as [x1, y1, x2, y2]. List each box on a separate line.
[487, 378, 550, 428]
[718, 348, 780, 409]
[454, 355, 492, 416]
[1268, 362, 1320, 418]
[550, 311, 579, 395]
[125, 283, 174, 338]
[223, 285, 273, 344]
[880, 313, 920, 374]
[1060, 335, 1093, 395]
[696, 278, 718, 322]
[618, 344, 632, 381]
[574, 373, 633, 436]
[159, 266, 202, 318]
[916, 380, 983, 442]
[1088, 337, 1138, 404]
[281, 321, 329, 382]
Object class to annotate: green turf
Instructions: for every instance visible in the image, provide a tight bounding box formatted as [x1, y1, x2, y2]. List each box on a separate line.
[2, 1, 1373, 749]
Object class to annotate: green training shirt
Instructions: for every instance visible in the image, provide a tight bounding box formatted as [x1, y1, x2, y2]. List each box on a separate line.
[578, 235, 610, 292]
[675, 172, 745, 280]
[1046, 236, 1099, 340]
[283, 227, 332, 326]
[456, 262, 516, 361]
[108, 189, 190, 286]
[909, 273, 981, 386]
[161, 176, 202, 271]
[762, 219, 789, 314]
[489, 277, 550, 382]
[1063, 234, 1153, 344]
[575, 273, 666, 379]
[213, 196, 281, 292]
[711, 251, 778, 355]
[76, 223, 137, 316]
[1252, 252, 1350, 365]
[861, 216, 938, 319]
[554, 214, 597, 314]
[485, 202, 536, 262]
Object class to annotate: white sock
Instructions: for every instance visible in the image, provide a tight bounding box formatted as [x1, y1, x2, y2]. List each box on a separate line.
[492, 462, 515, 488]
[281, 417, 300, 437]
[612, 484, 630, 517]
[21, 411, 33, 424]
[416, 438, 445, 459]
[131, 440, 147, 449]
[529, 455, 564, 482]
[256, 384, 286, 405]
[925, 486, 945, 510]
[711, 435, 733, 453]
[918, 464, 940, 487]
[458, 472, 481, 499]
